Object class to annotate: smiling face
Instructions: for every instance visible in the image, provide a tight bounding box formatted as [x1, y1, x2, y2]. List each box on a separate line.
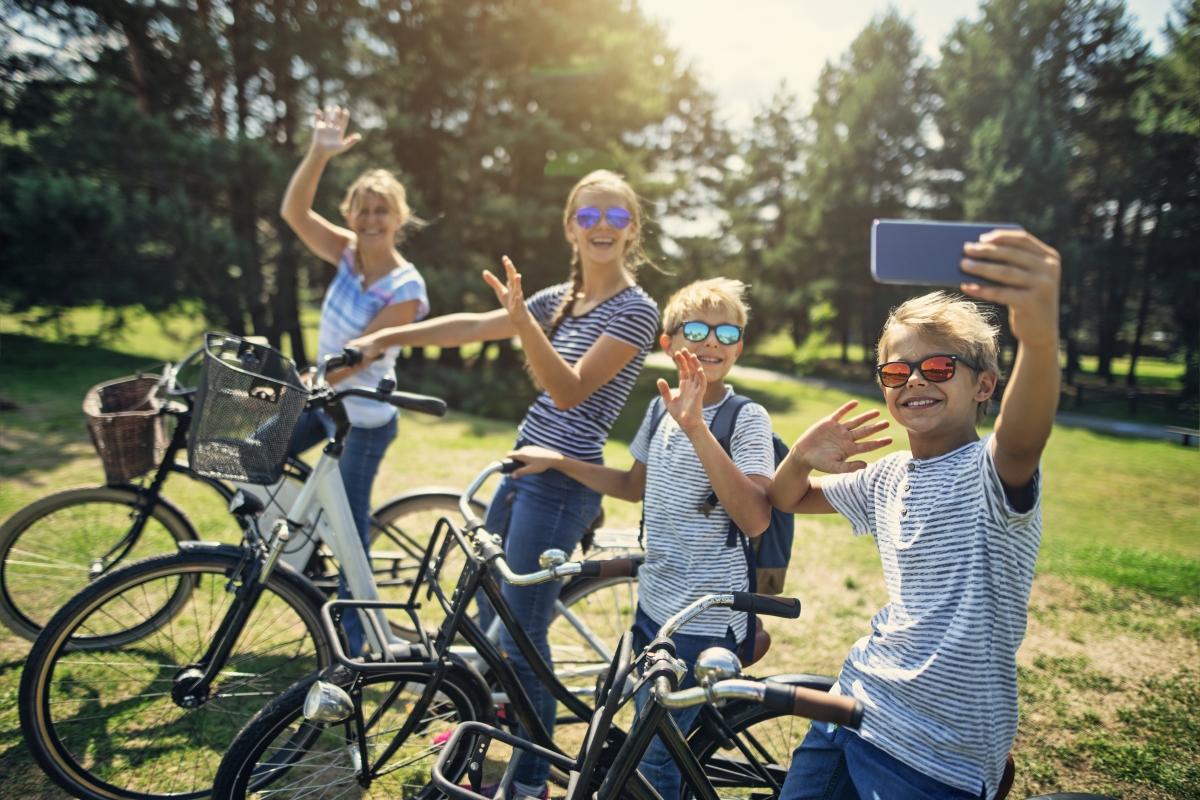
[661, 308, 745, 387]
[879, 326, 997, 449]
[348, 190, 404, 249]
[565, 187, 638, 269]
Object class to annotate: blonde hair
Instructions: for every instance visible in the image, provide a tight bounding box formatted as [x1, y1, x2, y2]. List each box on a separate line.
[339, 169, 424, 246]
[877, 291, 1001, 425]
[546, 170, 650, 338]
[662, 278, 750, 336]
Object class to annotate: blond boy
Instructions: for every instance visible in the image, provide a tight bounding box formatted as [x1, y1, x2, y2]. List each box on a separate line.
[511, 278, 776, 800]
[768, 231, 1061, 800]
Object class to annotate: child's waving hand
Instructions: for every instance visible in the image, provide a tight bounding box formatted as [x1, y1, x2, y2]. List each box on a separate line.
[792, 400, 892, 475]
[310, 106, 361, 157]
[657, 350, 708, 433]
[483, 256, 538, 332]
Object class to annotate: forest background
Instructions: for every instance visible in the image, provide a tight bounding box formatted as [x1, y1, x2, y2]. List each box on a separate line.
[1, 0, 1197, 421]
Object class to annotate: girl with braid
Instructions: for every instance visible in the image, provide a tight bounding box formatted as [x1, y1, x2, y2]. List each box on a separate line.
[350, 170, 660, 800]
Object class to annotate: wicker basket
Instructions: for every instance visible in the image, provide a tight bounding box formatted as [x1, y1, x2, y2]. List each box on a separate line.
[84, 375, 167, 485]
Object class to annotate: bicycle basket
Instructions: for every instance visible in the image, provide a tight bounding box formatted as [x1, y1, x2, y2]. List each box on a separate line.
[189, 333, 310, 484]
[84, 375, 167, 485]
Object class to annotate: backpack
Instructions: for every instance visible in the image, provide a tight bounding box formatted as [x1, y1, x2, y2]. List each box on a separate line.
[640, 393, 795, 663]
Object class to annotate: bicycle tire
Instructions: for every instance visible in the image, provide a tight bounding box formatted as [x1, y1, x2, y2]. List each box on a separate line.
[684, 674, 838, 800]
[0, 484, 198, 641]
[19, 543, 332, 800]
[214, 663, 490, 799]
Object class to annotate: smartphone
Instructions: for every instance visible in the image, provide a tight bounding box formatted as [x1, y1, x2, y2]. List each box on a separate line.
[871, 219, 1023, 286]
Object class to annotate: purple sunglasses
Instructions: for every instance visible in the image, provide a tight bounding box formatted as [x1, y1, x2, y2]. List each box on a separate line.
[574, 206, 632, 229]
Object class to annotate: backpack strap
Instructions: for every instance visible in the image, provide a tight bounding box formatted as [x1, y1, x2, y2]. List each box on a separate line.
[702, 394, 754, 521]
[638, 396, 670, 550]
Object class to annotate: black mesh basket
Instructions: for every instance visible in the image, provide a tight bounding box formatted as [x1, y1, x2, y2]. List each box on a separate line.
[188, 333, 310, 484]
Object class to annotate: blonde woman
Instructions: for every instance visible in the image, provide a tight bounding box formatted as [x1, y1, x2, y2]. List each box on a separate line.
[280, 106, 429, 655]
[351, 170, 660, 800]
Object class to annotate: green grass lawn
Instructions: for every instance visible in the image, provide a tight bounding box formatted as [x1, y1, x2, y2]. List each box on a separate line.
[1, 318, 1197, 798]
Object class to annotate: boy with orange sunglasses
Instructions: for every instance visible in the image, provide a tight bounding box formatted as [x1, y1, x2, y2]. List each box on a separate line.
[768, 230, 1062, 800]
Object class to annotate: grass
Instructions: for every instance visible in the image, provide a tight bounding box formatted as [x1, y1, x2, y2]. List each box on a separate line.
[1, 315, 1198, 798]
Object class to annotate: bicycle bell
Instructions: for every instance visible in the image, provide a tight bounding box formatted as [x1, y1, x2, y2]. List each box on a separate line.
[694, 647, 742, 687]
[304, 680, 354, 723]
[539, 549, 569, 570]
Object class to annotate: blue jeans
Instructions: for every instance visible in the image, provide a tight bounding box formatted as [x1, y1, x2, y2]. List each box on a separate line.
[289, 408, 398, 655]
[482, 461, 603, 795]
[632, 606, 740, 800]
[780, 721, 985, 800]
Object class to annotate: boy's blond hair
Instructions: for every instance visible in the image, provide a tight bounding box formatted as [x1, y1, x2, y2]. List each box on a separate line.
[877, 292, 1001, 425]
[663, 278, 750, 337]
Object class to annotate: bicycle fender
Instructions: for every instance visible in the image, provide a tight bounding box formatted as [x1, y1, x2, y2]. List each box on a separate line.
[445, 651, 497, 722]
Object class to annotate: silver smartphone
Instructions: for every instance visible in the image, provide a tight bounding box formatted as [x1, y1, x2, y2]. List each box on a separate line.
[871, 219, 1023, 286]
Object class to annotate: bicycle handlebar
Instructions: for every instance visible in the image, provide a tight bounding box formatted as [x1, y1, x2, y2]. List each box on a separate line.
[658, 592, 801, 639]
[651, 676, 863, 729]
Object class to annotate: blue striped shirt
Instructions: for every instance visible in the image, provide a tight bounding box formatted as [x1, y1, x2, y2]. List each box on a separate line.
[821, 436, 1041, 798]
[516, 282, 659, 462]
[317, 247, 430, 427]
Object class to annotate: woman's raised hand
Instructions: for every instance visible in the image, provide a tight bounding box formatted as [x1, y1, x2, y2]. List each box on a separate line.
[483, 257, 536, 330]
[310, 106, 361, 157]
[656, 350, 707, 433]
[792, 400, 892, 474]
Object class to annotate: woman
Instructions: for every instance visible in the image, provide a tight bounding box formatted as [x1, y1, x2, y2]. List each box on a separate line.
[281, 106, 430, 655]
[350, 169, 660, 800]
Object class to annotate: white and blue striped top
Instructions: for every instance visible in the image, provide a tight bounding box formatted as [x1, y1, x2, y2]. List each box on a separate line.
[821, 436, 1041, 798]
[630, 387, 776, 641]
[317, 247, 430, 427]
[516, 282, 659, 462]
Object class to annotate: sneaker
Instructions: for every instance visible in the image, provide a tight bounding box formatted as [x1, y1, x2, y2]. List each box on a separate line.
[433, 728, 455, 747]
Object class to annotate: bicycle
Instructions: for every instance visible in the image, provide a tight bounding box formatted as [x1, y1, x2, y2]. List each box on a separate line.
[17, 335, 454, 800]
[0, 342, 484, 642]
[19, 340, 638, 800]
[428, 591, 857, 800]
[210, 457, 638, 798]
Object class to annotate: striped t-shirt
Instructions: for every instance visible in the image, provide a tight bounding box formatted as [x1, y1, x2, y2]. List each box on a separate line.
[516, 282, 659, 462]
[317, 248, 430, 427]
[821, 436, 1041, 798]
[629, 388, 776, 641]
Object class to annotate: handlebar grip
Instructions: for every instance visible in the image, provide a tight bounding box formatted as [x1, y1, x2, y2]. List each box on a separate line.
[387, 392, 447, 417]
[342, 347, 364, 368]
[763, 684, 864, 729]
[501, 458, 525, 474]
[731, 593, 801, 619]
[578, 558, 640, 579]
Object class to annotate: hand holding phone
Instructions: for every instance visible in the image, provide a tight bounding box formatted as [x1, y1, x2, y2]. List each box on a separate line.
[871, 219, 1023, 286]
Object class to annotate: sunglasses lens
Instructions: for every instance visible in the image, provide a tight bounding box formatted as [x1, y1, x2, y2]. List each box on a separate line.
[681, 322, 709, 342]
[715, 325, 741, 345]
[606, 207, 631, 229]
[575, 207, 601, 228]
[879, 363, 910, 387]
[921, 357, 956, 382]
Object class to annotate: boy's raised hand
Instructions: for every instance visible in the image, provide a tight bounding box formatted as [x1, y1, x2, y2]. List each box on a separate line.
[960, 229, 1060, 346]
[656, 350, 706, 433]
[792, 400, 892, 474]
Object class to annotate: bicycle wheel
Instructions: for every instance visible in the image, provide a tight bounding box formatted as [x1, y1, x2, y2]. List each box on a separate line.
[547, 572, 640, 695]
[214, 664, 489, 799]
[19, 544, 332, 800]
[0, 485, 197, 640]
[684, 675, 837, 800]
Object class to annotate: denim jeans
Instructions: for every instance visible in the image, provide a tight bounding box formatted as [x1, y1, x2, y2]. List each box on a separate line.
[482, 458, 603, 796]
[780, 721, 986, 800]
[289, 408, 397, 655]
[632, 605, 740, 800]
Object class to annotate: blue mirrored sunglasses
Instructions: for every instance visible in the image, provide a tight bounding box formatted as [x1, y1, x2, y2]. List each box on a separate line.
[673, 321, 743, 345]
[574, 206, 632, 229]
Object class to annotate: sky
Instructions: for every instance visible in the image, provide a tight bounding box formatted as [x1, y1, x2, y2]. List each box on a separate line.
[638, 0, 1180, 127]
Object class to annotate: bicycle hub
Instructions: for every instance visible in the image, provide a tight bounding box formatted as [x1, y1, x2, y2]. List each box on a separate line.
[171, 666, 211, 709]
